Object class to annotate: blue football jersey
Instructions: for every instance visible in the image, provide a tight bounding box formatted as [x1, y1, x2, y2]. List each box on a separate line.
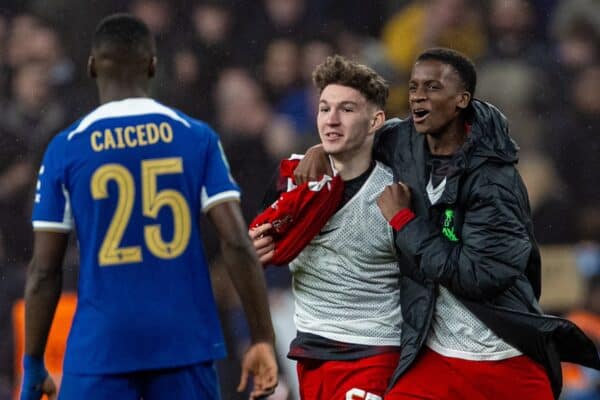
[32, 98, 239, 374]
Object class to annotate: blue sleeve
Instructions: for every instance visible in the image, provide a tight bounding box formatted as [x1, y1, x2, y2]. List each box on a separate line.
[31, 135, 73, 232]
[200, 128, 240, 212]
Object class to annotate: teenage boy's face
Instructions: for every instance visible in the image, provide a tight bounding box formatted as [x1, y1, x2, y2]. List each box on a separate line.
[317, 84, 377, 156]
[408, 59, 469, 135]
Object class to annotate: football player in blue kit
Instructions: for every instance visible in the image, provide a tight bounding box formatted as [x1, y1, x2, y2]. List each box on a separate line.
[20, 13, 277, 400]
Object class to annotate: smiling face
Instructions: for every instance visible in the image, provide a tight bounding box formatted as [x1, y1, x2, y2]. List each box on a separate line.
[408, 59, 471, 136]
[317, 84, 380, 157]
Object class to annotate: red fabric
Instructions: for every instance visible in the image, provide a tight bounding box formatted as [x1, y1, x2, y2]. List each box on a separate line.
[250, 158, 344, 266]
[386, 347, 553, 400]
[389, 208, 415, 231]
[296, 352, 400, 400]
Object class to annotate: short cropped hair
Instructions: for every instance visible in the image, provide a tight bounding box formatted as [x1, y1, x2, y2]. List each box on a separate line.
[312, 55, 389, 109]
[417, 48, 477, 98]
[92, 13, 155, 58]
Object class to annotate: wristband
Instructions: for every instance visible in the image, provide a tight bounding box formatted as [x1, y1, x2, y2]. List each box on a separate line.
[21, 355, 48, 400]
[389, 208, 416, 231]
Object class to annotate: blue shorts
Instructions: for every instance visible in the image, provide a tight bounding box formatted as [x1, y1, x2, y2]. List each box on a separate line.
[59, 361, 220, 400]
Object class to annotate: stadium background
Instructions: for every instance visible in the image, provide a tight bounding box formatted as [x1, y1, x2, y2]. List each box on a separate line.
[0, 0, 598, 398]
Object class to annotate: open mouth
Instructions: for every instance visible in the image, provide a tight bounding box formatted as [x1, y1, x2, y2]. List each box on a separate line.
[412, 109, 430, 122]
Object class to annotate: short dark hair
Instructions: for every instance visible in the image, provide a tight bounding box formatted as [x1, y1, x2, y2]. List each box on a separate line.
[92, 13, 155, 58]
[416, 48, 477, 97]
[312, 55, 389, 109]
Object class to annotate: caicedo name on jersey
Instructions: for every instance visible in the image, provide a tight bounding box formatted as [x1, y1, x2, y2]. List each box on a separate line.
[90, 122, 173, 152]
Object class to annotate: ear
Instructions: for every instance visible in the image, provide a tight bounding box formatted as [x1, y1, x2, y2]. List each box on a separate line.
[368, 109, 386, 135]
[148, 56, 157, 78]
[87, 56, 97, 79]
[456, 91, 471, 110]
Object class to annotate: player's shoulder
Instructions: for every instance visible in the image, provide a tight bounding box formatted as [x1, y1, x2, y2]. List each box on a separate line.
[47, 118, 85, 149]
[162, 105, 225, 147]
[170, 107, 218, 137]
[374, 161, 394, 179]
[376, 117, 411, 140]
[382, 117, 406, 129]
[63, 98, 206, 137]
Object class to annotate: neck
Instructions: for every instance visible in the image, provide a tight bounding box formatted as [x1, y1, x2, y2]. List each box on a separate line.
[426, 115, 467, 156]
[97, 80, 149, 104]
[331, 147, 373, 181]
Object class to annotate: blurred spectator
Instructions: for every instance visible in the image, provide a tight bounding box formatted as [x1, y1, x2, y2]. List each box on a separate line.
[0, 62, 68, 267]
[237, 0, 312, 65]
[158, 1, 238, 124]
[28, 0, 126, 68]
[0, 128, 32, 264]
[380, 0, 487, 117]
[544, 65, 600, 242]
[261, 38, 301, 105]
[381, 0, 487, 75]
[483, 0, 548, 65]
[157, 47, 211, 122]
[130, 0, 173, 41]
[267, 38, 333, 153]
[5, 13, 42, 68]
[214, 67, 276, 219]
[130, 0, 175, 95]
[29, 26, 75, 85]
[5, 16, 79, 106]
[477, 61, 545, 152]
[186, 1, 237, 121]
[476, 0, 553, 154]
[0, 14, 9, 106]
[2, 62, 67, 163]
[553, 21, 598, 72]
[551, 0, 600, 61]
[0, 128, 30, 399]
[548, 0, 599, 102]
[312, 0, 388, 38]
[517, 153, 577, 244]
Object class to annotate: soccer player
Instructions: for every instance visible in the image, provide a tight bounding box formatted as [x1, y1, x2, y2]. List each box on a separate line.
[20, 14, 277, 400]
[250, 55, 402, 400]
[294, 48, 600, 399]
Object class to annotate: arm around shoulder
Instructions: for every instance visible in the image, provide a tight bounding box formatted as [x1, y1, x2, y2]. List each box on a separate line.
[395, 175, 533, 300]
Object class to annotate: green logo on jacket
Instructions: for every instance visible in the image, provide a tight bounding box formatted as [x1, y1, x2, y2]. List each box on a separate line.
[442, 208, 459, 242]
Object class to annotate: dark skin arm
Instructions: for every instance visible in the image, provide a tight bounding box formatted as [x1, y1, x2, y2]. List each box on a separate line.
[0, 161, 35, 202]
[24, 230, 68, 400]
[206, 200, 278, 399]
[377, 182, 412, 220]
[25, 231, 68, 357]
[292, 144, 331, 184]
[379, 177, 533, 300]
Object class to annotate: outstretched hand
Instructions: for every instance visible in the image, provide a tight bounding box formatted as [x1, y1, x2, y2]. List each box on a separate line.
[293, 144, 332, 184]
[249, 224, 275, 265]
[20, 375, 57, 400]
[237, 341, 278, 400]
[377, 182, 412, 221]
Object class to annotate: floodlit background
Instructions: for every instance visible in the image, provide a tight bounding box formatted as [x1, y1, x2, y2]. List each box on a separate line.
[0, 0, 598, 399]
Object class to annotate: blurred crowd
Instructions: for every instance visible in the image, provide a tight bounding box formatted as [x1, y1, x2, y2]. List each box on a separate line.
[0, 0, 598, 399]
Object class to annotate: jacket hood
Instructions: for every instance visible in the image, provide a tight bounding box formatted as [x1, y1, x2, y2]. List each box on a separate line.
[465, 99, 520, 169]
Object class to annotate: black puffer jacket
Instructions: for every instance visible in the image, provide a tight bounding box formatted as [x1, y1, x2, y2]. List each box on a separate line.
[374, 100, 600, 398]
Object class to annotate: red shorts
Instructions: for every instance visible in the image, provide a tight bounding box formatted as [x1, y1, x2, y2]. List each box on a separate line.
[297, 352, 401, 400]
[385, 347, 553, 400]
